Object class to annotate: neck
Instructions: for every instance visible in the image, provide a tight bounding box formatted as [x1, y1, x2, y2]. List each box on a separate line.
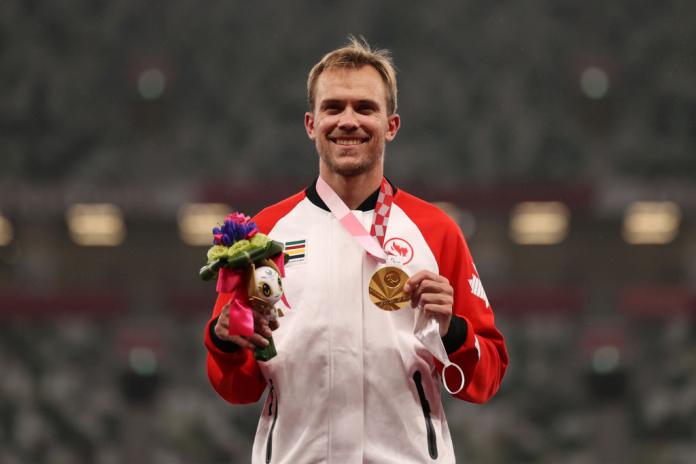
[318, 168, 383, 210]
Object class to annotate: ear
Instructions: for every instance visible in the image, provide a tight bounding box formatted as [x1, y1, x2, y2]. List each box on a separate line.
[385, 113, 401, 142]
[304, 112, 316, 140]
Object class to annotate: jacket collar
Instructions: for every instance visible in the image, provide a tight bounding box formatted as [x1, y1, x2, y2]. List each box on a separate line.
[305, 177, 397, 212]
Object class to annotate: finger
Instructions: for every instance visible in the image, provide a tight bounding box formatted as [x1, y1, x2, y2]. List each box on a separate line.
[214, 327, 250, 347]
[420, 302, 453, 317]
[215, 325, 238, 343]
[411, 281, 453, 308]
[403, 270, 430, 292]
[220, 299, 232, 314]
[253, 309, 269, 324]
[404, 271, 447, 293]
[413, 294, 452, 312]
[247, 333, 270, 348]
[217, 304, 231, 325]
[216, 319, 229, 332]
[256, 319, 272, 338]
[217, 313, 229, 325]
[417, 292, 453, 309]
[252, 311, 272, 338]
[214, 318, 228, 337]
[228, 335, 255, 350]
[412, 280, 453, 301]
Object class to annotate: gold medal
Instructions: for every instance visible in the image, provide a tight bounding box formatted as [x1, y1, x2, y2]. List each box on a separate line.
[369, 266, 411, 311]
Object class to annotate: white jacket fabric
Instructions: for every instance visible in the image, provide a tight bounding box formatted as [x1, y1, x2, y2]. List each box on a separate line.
[205, 181, 508, 463]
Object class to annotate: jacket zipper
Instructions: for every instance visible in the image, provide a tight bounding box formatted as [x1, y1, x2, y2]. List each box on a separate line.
[413, 371, 438, 460]
[265, 380, 278, 463]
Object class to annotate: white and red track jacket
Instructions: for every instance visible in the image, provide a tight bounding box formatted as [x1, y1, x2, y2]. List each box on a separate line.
[205, 180, 508, 464]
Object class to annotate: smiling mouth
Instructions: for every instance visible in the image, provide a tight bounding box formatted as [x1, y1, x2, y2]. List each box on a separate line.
[328, 137, 369, 146]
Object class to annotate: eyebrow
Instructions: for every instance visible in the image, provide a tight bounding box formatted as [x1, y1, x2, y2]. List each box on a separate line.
[319, 99, 343, 109]
[319, 99, 380, 109]
[355, 99, 379, 109]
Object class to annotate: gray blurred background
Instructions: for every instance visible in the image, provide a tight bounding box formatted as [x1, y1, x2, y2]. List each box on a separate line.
[1, 1, 696, 463]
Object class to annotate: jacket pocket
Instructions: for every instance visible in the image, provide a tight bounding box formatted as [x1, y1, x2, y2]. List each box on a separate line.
[265, 380, 278, 463]
[413, 371, 438, 460]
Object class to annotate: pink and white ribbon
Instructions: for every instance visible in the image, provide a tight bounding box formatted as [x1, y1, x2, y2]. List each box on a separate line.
[316, 176, 391, 262]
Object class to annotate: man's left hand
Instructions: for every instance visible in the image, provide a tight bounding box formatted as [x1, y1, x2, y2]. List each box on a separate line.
[403, 270, 454, 336]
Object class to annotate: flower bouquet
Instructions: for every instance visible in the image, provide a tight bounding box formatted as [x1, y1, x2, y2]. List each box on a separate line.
[200, 212, 288, 361]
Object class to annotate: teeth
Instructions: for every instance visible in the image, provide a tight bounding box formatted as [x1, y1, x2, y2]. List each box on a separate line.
[334, 138, 364, 145]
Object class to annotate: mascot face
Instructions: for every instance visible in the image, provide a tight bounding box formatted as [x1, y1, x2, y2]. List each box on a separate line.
[254, 266, 283, 304]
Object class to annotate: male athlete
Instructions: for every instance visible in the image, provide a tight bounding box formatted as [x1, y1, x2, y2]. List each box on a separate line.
[204, 37, 508, 463]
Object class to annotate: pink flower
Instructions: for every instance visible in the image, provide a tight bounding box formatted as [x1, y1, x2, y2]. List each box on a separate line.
[212, 211, 258, 245]
[225, 212, 252, 224]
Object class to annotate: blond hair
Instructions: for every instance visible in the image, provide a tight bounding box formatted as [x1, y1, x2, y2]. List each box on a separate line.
[307, 36, 398, 115]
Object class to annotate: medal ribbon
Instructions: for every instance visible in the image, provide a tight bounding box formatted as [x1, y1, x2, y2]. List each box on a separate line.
[315, 176, 393, 262]
[369, 178, 394, 247]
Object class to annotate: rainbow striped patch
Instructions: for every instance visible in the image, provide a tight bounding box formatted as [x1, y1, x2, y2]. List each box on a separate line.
[284, 239, 306, 264]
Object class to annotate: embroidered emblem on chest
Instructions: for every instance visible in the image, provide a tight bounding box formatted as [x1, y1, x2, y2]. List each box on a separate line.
[384, 237, 414, 264]
[284, 239, 306, 265]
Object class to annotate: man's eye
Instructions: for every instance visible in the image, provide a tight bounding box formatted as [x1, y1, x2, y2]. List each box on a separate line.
[357, 105, 375, 114]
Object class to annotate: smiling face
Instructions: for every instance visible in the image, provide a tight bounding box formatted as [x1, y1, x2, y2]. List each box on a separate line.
[305, 66, 400, 179]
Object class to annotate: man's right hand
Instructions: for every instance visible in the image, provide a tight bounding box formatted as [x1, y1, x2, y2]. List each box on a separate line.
[214, 299, 273, 350]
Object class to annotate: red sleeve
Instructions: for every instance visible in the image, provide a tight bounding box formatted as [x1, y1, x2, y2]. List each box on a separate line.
[203, 191, 306, 404]
[204, 293, 267, 404]
[396, 191, 509, 403]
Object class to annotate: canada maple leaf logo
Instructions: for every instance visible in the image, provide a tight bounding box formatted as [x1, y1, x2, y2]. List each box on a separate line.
[390, 243, 408, 257]
[384, 238, 414, 264]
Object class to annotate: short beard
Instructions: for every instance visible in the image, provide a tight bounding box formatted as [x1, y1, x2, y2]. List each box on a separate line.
[318, 146, 383, 178]
[324, 159, 371, 177]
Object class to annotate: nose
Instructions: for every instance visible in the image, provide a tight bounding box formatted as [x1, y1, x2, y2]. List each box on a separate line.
[337, 107, 359, 131]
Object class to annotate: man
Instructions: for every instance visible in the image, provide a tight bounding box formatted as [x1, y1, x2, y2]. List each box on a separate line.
[204, 37, 508, 463]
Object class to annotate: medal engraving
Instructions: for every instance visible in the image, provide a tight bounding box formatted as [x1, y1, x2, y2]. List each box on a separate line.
[369, 266, 410, 311]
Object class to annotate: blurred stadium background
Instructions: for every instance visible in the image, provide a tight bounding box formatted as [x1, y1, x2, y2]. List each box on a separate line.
[1, 1, 695, 463]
